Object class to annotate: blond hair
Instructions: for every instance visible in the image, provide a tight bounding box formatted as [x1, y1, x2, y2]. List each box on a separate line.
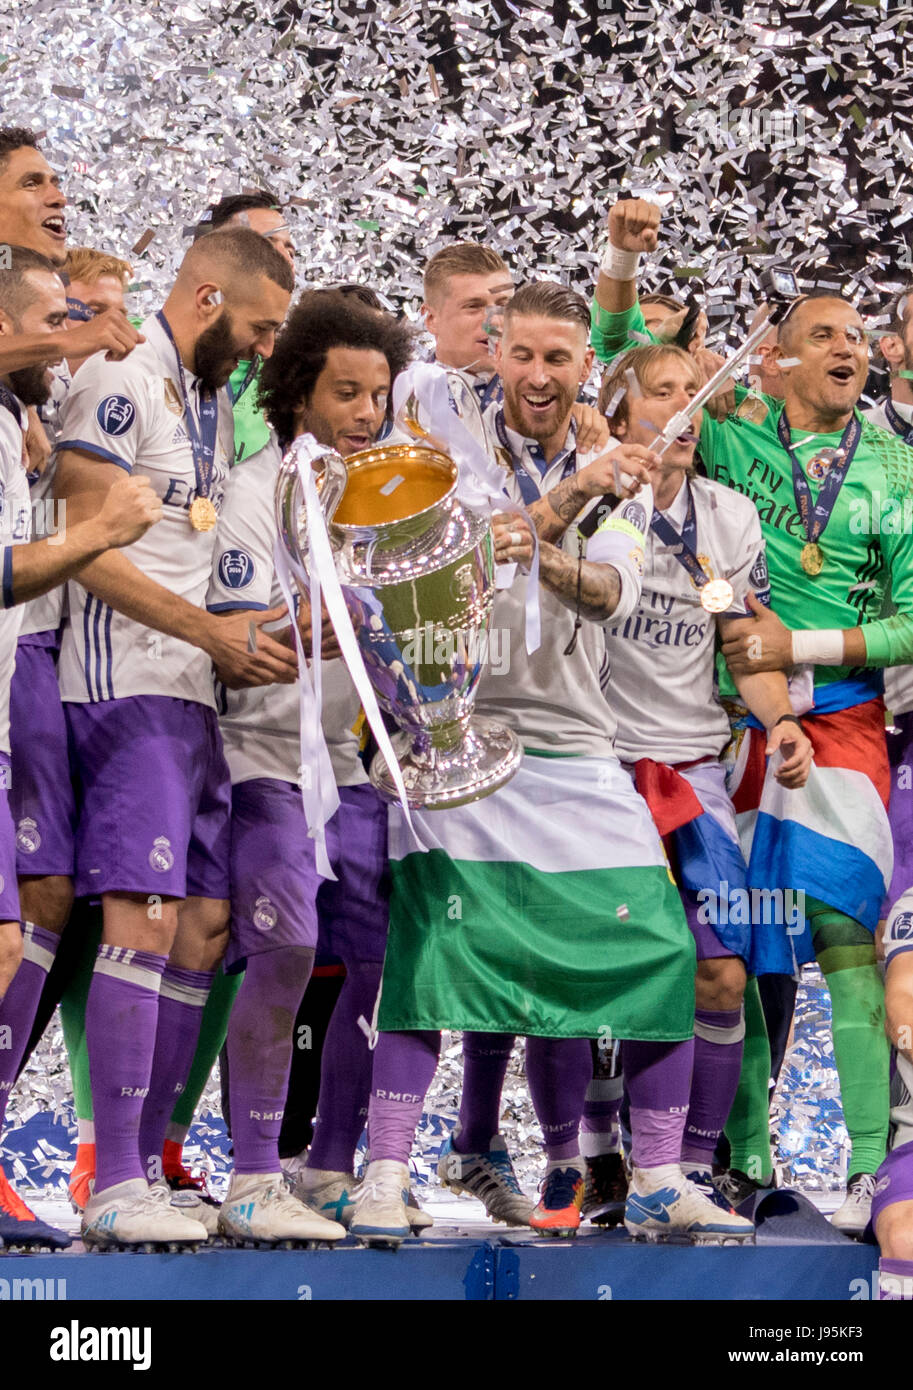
[598, 344, 701, 431]
[64, 246, 132, 287]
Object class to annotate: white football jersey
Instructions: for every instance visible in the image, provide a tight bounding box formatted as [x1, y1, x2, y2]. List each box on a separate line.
[206, 436, 366, 788]
[605, 475, 769, 764]
[0, 393, 34, 750]
[884, 889, 913, 1150]
[474, 405, 643, 757]
[55, 314, 233, 707]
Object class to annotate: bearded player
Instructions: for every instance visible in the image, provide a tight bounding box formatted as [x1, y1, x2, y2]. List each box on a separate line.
[593, 197, 911, 1235]
[351, 282, 753, 1246]
[52, 228, 294, 1247]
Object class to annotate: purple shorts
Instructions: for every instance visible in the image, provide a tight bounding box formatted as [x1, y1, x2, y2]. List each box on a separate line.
[682, 890, 737, 962]
[0, 753, 22, 923]
[227, 778, 389, 973]
[872, 1139, 913, 1230]
[9, 637, 76, 878]
[65, 695, 231, 901]
[886, 712, 913, 913]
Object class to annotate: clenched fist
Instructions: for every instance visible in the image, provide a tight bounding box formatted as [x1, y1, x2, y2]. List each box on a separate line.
[96, 474, 163, 548]
[607, 198, 661, 254]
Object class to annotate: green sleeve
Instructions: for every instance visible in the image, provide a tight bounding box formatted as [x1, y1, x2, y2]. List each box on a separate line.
[589, 297, 658, 364]
[860, 524, 913, 666]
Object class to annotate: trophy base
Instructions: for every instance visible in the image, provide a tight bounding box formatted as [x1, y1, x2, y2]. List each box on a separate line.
[370, 717, 522, 810]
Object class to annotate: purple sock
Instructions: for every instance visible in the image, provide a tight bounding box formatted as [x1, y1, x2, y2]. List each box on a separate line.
[87, 944, 167, 1192]
[227, 947, 314, 1175]
[0, 924, 58, 1130]
[138, 964, 215, 1181]
[625, 1038, 694, 1169]
[526, 1037, 591, 1162]
[307, 959, 382, 1172]
[367, 1030, 440, 1164]
[454, 1032, 515, 1153]
[682, 1007, 745, 1167]
[879, 1258, 913, 1299]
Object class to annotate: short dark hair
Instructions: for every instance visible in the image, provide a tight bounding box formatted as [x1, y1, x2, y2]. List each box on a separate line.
[0, 244, 59, 319]
[194, 191, 282, 240]
[258, 289, 416, 443]
[777, 290, 854, 350]
[0, 127, 40, 173]
[884, 285, 913, 340]
[502, 280, 590, 339]
[181, 225, 294, 295]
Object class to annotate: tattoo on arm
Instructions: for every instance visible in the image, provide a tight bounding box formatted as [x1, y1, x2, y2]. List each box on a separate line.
[526, 477, 592, 543]
[537, 541, 622, 621]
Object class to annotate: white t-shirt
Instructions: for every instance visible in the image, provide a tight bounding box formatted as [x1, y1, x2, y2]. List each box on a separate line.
[55, 314, 233, 707]
[206, 436, 366, 788]
[0, 392, 34, 749]
[605, 475, 769, 764]
[473, 404, 645, 758]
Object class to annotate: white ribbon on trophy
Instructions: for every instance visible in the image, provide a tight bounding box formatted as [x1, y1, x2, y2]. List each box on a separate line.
[274, 432, 418, 880]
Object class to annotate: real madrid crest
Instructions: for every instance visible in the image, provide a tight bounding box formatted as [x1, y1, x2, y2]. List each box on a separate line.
[163, 379, 184, 416]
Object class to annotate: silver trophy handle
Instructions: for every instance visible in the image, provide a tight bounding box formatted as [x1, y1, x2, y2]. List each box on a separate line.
[396, 368, 498, 463]
[275, 441, 349, 564]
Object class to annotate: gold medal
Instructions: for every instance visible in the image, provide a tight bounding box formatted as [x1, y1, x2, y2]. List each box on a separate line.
[800, 542, 824, 576]
[700, 578, 735, 613]
[189, 496, 217, 532]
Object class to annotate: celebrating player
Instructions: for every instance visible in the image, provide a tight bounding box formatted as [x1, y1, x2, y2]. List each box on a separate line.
[0, 246, 161, 1247]
[351, 282, 752, 1246]
[51, 228, 294, 1247]
[205, 288, 414, 1242]
[596, 343, 812, 1216]
[870, 888, 913, 1299]
[593, 196, 911, 1234]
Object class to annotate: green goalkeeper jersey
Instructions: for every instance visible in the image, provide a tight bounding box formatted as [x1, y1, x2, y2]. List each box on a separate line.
[590, 299, 913, 698]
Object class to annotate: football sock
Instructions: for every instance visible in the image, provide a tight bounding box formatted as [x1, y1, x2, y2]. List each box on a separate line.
[0, 924, 58, 1130]
[811, 901, 890, 1177]
[581, 1038, 623, 1158]
[681, 1006, 745, 1167]
[367, 1030, 440, 1164]
[723, 975, 773, 1182]
[625, 1037, 694, 1169]
[226, 946, 314, 1175]
[87, 945, 166, 1192]
[525, 1036, 591, 1162]
[59, 912, 102, 1125]
[454, 1031, 515, 1153]
[167, 964, 243, 1142]
[138, 964, 214, 1181]
[307, 958, 382, 1173]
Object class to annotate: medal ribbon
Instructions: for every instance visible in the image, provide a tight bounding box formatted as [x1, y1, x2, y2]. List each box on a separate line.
[883, 397, 913, 447]
[648, 481, 716, 592]
[155, 311, 219, 500]
[492, 407, 577, 507]
[228, 356, 260, 407]
[777, 408, 862, 549]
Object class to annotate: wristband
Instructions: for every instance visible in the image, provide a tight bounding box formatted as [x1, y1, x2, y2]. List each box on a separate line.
[600, 244, 641, 281]
[773, 713, 803, 730]
[790, 628, 844, 666]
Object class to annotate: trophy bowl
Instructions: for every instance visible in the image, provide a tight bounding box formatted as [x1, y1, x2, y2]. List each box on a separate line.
[276, 439, 521, 809]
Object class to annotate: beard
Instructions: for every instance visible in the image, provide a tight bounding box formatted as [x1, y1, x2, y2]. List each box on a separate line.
[7, 364, 51, 408]
[193, 311, 240, 390]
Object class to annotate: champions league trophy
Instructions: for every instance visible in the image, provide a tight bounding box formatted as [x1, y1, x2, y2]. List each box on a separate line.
[275, 384, 522, 809]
